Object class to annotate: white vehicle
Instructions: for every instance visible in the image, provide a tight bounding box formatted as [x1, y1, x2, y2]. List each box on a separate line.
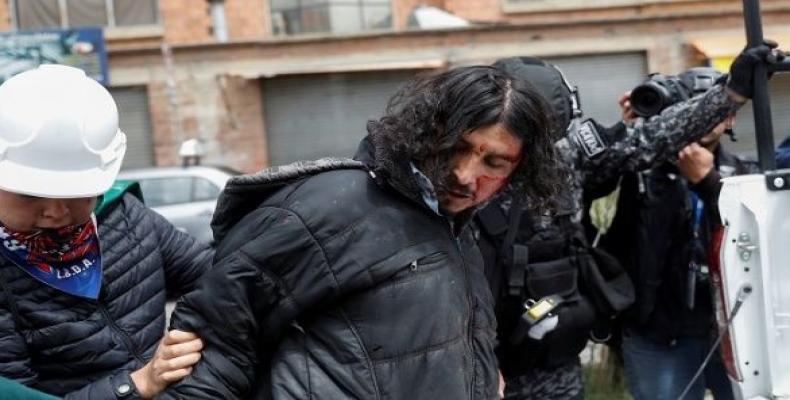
[117, 166, 238, 244]
[718, 173, 790, 399]
[715, 1, 790, 398]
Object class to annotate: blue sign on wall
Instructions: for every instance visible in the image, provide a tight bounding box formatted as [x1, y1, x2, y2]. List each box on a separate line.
[0, 27, 108, 85]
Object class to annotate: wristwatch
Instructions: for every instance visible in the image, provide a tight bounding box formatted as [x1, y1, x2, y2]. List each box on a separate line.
[110, 371, 142, 399]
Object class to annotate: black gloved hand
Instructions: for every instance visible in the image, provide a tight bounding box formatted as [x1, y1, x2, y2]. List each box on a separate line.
[727, 39, 783, 99]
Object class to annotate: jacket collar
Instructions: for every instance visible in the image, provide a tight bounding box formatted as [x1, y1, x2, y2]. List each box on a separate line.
[211, 158, 365, 243]
[354, 135, 477, 234]
[354, 134, 431, 212]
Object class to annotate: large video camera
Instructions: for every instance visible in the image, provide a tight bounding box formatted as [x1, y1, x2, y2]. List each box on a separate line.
[630, 67, 722, 117]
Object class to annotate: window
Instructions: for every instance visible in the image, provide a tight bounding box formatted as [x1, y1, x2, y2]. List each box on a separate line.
[271, 0, 391, 36]
[501, 0, 697, 13]
[137, 177, 221, 207]
[138, 177, 192, 207]
[193, 178, 221, 202]
[209, 0, 228, 42]
[14, 0, 159, 30]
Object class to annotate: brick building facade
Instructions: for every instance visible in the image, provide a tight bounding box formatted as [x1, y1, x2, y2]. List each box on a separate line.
[1, 0, 788, 171]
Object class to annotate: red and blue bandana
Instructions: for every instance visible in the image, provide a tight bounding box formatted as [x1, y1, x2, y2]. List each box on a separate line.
[0, 218, 102, 299]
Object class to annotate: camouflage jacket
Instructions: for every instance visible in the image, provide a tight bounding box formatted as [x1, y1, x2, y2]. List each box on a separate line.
[485, 84, 742, 283]
[478, 84, 742, 389]
[540, 84, 741, 232]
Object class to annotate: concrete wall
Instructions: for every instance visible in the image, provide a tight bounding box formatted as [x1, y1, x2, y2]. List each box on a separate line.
[393, 0, 446, 28]
[146, 73, 268, 172]
[161, 0, 213, 43]
[3, 0, 790, 172]
[0, 0, 10, 31]
[225, 0, 270, 40]
[108, 0, 790, 171]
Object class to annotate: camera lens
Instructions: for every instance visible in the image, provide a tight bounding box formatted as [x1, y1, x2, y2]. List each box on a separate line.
[631, 84, 665, 117]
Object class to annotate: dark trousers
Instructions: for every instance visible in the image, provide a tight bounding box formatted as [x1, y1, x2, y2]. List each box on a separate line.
[504, 358, 584, 400]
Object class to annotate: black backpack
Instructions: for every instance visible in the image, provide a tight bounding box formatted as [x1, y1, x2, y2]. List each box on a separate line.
[475, 199, 634, 373]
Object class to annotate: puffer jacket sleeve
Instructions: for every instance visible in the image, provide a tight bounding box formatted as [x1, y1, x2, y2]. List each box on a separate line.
[0, 300, 36, 386]
[1, 299, 129, 400]
[63, 370, 138, 400]
[126, 194, 214, 297]
[2, 268, 124, 400]
[57, 195, 215, 400]
[161, 205, 343, 399]
[0, 297, 105, 400]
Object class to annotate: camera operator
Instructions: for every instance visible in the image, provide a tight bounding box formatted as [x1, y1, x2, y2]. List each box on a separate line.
[477, 44, 773, 400]
[598, 59, 777, 398]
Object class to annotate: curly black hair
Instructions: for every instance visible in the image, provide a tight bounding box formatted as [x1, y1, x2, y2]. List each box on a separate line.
[366, 65, 562, 211]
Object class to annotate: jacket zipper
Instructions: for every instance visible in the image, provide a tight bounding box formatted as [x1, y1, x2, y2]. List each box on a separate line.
[408, 252, 445, 273]
[97, 302, 146, 364]
[446, 222, 476, 398]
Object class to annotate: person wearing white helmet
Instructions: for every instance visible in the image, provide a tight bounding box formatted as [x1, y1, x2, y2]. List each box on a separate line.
[0, 65, 212, 399]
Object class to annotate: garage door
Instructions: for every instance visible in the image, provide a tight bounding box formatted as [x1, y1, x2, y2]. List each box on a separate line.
[546, 52, 648, 127]
[730, 74, 790, 159]
[109, 86, 155, 169]
[262, 70, 417, 166]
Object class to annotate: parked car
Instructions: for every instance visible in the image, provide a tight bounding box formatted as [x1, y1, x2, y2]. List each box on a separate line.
[117, 166, 239, 244]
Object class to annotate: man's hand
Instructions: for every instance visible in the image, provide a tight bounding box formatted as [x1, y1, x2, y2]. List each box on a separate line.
[727, 39, 784, 101]
[498, 370, 505, 399]
[618, 91, 637, 124]
[130, 330, 204, 399]
[677, 143, 714, 184]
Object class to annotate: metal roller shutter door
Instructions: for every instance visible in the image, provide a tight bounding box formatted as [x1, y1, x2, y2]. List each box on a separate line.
[262, 70, 416, 166]
[546, 52, 648, 126]
[109, 86, 155, 169]
[730, 74, 790, 159]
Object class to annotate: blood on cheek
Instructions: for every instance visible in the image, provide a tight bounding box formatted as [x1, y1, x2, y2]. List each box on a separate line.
[476, 175, 509, 198]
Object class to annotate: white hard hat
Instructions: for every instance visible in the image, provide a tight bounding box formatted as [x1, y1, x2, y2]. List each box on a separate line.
[178, 138, 205, 158]
[0, 65, 126, 198]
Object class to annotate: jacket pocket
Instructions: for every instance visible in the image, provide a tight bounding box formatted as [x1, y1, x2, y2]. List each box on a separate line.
[376, 251, 447, 289]
[364, 239, 448, 287]
[524, 256, 579, 300]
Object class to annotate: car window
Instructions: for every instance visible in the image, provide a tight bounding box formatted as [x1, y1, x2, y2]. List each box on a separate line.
[193, 178, 220, 202]
[138, 177, 193, 207]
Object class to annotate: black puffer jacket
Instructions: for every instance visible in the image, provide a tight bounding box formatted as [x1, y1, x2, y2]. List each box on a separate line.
[0, 193, 213, 399]
[163, 151, 499, 399]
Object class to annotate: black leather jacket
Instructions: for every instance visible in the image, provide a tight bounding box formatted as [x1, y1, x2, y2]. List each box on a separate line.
[163, 147, 498, 399]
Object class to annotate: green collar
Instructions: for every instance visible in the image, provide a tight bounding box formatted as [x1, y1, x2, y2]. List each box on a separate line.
[94, 180, 144, 217]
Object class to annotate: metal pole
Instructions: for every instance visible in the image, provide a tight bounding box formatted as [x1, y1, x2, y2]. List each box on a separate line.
[161, 43, 184, 148]
[742, 0, 776, 171]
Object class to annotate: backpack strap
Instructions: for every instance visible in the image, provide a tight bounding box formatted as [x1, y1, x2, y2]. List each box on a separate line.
[476, 199, 534, 298]
[476, 201, 510, 238]
[501, 201, 532, 298]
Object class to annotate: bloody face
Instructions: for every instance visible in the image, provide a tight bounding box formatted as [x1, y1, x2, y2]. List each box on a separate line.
[438, 123, 523, 216]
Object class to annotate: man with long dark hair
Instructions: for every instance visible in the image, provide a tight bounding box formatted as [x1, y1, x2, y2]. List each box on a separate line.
[160, 66, 559, 399]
